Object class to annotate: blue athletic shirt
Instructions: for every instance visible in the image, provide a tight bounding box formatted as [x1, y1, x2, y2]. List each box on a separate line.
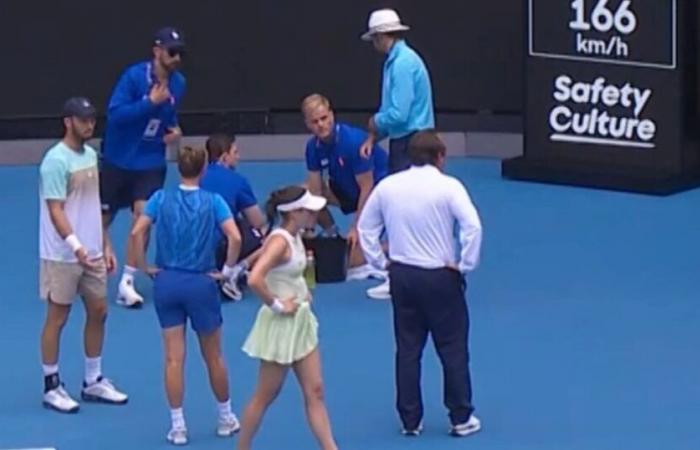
[305, 122, 388, 204]
[200, 163, 257, 217]
[102, 61, 186, 170]
[144, 186, 231, 272]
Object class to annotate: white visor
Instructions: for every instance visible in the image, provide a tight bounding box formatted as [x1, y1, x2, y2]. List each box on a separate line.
[277, 190, 327, 212]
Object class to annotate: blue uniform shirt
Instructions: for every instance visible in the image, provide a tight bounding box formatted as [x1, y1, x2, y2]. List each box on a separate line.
[305, 122, 388, 205]
[144, 186, 232, 272]
[374, 40, 435, 140]
[102, 61, 186, 170]
[200, 163, 258, 217]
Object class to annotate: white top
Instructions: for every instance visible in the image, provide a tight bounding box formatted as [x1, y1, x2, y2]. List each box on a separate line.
[358, 164, 482, 273]
[39, 142, 103, 262]
[265, 228, 310, 303]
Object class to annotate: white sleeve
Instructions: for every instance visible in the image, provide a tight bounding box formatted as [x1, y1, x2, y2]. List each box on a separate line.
[357, 187, 388, 270]
[449, 181, 483, 273]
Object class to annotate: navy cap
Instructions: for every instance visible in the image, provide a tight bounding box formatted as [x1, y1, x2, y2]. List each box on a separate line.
[62, 97, 97, 119]
[154, 27, 185, 50]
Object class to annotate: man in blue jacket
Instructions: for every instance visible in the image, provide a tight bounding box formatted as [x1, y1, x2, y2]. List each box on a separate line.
[358, 9, 435, 174]
[100, 27, 187, 307]
[357, 9, 435, 300]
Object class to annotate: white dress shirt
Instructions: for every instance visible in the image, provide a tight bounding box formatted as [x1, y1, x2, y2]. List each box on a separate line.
[358, 164, 482, 273]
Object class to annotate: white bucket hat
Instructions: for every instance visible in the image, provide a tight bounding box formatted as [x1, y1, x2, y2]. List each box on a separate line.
[361, 9, 410, 41]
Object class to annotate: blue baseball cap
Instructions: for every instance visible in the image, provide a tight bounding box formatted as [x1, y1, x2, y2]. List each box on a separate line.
[62, 97, 97, 119]
[154, 27, 185, 50]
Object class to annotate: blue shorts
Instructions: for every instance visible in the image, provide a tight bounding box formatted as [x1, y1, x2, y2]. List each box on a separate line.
[153, 270, 222, 334]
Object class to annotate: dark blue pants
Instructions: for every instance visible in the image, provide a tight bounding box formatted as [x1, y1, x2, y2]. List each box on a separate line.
[216, 216, 263, 268]
[388, 262, 474, 429]
[388, 133, 416, 174]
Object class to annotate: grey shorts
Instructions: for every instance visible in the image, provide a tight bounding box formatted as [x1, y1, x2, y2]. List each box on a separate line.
[39, 259, 107, 305]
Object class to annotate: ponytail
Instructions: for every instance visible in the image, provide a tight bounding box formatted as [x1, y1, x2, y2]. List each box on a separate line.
[265, 190, 282, 234]
[263, 185, 307, 235]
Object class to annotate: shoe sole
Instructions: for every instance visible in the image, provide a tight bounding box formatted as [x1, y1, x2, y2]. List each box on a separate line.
[217, 426, 241, 437]
[43, 401, 79, 414]
[450, 424, 481, 437]
[81, 392, 129, 405]
[117, 297, 144, 309]
[220, 284, 242, 301]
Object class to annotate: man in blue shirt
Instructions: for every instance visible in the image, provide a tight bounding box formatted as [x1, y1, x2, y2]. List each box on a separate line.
[201, 133, 266, 232]
[100, 27, 187, 308]
[302, 94, 388, 280]
[201, 133, 267, 300]
[131, 146, 242, 445]
[358, 9, 435, 174]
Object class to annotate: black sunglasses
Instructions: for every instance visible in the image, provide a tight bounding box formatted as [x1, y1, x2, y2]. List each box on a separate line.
[167, 47, 185, 58]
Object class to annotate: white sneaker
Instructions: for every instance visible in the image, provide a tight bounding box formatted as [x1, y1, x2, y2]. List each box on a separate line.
[366, 278, 391, 300]
[217, 413, 241, 437]
[43, 384, 80, 413]
[117, 278, 144, 308]
[401, 421, 423, 436]
[221, 280, 243, 302]
[346, 264, 388, 281]
[449, 414, 481, 437]
[81, 377, 128, 404]
[167, 427, 188, 445]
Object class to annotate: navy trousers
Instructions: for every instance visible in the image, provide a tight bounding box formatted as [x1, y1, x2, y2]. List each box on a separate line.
[388, 133, 416, 174]
[388, 262, 475, 429]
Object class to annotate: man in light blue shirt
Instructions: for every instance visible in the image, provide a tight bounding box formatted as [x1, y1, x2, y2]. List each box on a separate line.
[359, 9, 435, 174]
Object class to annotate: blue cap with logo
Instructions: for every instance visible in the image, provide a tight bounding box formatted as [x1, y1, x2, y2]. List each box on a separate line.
[62, 97, 97, 119]
[154, 27, 185, 50]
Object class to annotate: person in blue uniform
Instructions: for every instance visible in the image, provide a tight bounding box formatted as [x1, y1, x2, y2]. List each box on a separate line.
[302, 94, 388, 285]
[131, 146, 242, 445]
[101, 26, 187, 307]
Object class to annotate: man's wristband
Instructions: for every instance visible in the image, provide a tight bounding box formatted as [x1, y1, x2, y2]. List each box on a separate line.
[65, 234, 83, 253]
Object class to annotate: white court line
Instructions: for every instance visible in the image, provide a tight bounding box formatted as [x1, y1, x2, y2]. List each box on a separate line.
[1, 447, 56, 450]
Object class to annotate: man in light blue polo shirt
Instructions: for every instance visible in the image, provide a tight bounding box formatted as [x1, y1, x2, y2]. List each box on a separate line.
[38, 97, 128, 413]
[302, 93, 388, 281]
[358, 9, 435, 174]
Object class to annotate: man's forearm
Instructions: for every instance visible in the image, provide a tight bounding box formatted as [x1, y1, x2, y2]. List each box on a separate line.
[352, 188, 373, 228]
[225, 236, 241, 268]
[47, 203, 75, 241]
[369, 114, 390, 141]
[109, 98, 157, 125]
[102, 225, 113, 252]
[131, 231, 147, 270]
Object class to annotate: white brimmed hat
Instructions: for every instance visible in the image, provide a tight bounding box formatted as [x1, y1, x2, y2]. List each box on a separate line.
[277, 190, 327, 212]
[361, 9, 410, 41]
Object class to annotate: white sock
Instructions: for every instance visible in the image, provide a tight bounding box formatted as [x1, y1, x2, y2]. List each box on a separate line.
[122, 265, 137, 283]
[42, 363, 58, 376]
[171, 407, 186, 430]
[85, 356, 101, 384]
[217, 399, 232, 419]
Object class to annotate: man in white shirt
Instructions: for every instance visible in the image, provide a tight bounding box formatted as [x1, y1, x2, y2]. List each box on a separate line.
[38, 97, 128, 413]
[358, 130, 482, 437]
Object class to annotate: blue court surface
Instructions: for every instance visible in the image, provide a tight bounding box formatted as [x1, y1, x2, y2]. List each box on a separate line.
[0, 158, 698, 450]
